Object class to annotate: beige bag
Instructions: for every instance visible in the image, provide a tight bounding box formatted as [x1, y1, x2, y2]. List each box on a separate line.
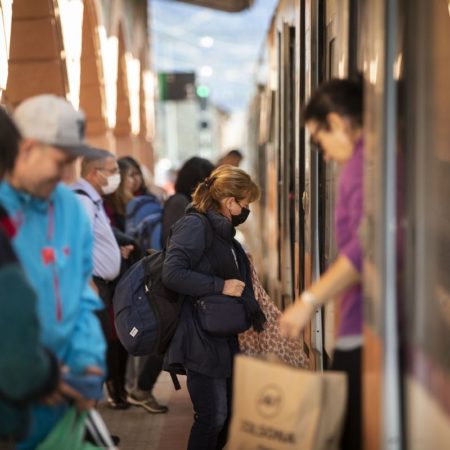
[227, 355, 347, 450]
[239, 263, 309, 369]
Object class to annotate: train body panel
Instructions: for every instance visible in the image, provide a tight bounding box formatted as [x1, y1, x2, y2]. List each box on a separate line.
[246, 0, 450, 448]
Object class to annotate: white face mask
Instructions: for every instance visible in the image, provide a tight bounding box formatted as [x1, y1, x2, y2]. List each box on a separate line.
[101, 173, 121, 195]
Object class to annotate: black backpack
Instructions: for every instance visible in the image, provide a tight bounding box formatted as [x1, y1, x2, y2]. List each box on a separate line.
[112, 213, 213, 358]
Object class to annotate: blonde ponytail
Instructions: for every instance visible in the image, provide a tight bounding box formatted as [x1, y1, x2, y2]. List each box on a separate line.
[192, 165, 260, 213]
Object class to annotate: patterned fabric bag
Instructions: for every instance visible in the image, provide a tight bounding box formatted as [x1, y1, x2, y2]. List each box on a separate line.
[238, 262, 309, 368]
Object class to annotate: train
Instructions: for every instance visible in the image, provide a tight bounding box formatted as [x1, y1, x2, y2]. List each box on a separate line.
[244, 0, 450, 449]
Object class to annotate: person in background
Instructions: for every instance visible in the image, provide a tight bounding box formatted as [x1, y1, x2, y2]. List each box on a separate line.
[72, 150, 133, 410]
[140, 164, 167, 203]
[0, 95, 106, 449]
[0, 107, 87, 448]
[122, 155, 166, 202]
[162, 165, 266, 450]
[162, 156, 215, 245]
[118, 155, 169, 414]
[216, 149, 243, 168]
[280, 78, 364, 450]
[103, 157, 135, 231]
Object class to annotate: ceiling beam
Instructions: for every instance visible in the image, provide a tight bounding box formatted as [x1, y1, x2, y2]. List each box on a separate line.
[173, 0, 254, 13]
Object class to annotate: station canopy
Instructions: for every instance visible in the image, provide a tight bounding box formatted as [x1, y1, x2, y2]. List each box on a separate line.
[173, 0, 254, 12]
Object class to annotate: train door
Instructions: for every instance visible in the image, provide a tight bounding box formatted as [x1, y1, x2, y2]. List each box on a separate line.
[278, 23, 297, 308]
[402, 0, 450, 447]
[318, 0, 340, 368]
[301, 0, 325, 370]
[296, 0, 306, 300]
[362, 0, 403, 448]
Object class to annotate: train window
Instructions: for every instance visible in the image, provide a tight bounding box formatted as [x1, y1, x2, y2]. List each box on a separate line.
[328, 38, 335, 78]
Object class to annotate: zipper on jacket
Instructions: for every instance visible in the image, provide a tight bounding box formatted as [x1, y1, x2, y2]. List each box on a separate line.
[231, 247, 239, 270]
[47, 202, 63, 322]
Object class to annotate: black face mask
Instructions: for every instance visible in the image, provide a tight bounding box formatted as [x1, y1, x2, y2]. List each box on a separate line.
[230, 204, 251, 227]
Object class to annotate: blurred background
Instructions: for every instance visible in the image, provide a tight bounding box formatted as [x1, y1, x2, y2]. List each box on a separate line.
[0, 0, 277, 188]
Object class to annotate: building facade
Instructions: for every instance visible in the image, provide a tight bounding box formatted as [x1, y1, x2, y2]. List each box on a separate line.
[0, 0, 156, 169]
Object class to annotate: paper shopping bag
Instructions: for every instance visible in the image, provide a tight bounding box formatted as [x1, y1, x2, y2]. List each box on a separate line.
[227, 355, 347, 450]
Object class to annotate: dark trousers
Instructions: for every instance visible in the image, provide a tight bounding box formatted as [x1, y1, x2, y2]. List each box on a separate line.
[330, 347, 362, 450]
[136, 353, 164, 391]
[106, 339, 128, 391]
[186, 370, 232, 450]
[96, 305, 128, 397]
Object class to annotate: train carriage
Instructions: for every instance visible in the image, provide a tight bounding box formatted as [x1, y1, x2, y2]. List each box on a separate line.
[246, 0, 450, 448]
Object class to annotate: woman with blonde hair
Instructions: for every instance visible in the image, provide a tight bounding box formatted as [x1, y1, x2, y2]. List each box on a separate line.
[162, 164, 266, 450]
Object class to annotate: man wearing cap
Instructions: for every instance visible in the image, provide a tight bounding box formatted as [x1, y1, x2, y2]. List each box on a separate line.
[0, 95, 106, 449]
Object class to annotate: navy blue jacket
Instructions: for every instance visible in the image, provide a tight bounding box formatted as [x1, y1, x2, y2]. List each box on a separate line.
[162, 208, 254, 378]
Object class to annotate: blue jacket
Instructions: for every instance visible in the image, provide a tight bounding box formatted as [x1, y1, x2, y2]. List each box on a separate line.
[0, 182, 106, 448]
[162, 209, 258, 378]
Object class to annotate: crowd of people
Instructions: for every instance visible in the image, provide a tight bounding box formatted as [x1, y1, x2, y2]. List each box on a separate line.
[0, 77, 364, 450]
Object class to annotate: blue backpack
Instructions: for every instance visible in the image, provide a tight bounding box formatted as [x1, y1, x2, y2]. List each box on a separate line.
[125, 195, 163, 251]
[113, 213, 213, 358]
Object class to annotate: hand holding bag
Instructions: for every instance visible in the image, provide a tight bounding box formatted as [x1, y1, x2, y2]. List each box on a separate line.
[195, 294, 250, 337]
[227, 355, 347, 450]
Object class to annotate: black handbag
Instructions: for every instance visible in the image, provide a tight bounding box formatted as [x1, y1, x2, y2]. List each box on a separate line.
[196, 294, 250, 337]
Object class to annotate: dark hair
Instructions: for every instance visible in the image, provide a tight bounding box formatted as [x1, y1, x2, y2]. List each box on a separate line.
[226, 149, 242, 159]
[217, 149, 243, 167]
[104, 158, 134, 215]
[175, 157, 214, 200]
[304, 78, 363, 128]
[0, 107, 21, 178]
[121, 155, 148, 195]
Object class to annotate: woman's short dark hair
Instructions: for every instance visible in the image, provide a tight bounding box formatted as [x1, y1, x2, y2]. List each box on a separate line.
[175, 157, 214, 199]
[0, 107, 21, 178]
[304, 78, 363, 128]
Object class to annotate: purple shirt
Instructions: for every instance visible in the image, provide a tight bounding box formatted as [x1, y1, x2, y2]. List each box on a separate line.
[334, 138, 364, 337]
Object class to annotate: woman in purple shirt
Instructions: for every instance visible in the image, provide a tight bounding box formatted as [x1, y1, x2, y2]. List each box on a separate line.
[280, 78, 364, 450]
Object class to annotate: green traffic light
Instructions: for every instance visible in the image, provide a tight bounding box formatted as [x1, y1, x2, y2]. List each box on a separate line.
[196, 85, 210, 98]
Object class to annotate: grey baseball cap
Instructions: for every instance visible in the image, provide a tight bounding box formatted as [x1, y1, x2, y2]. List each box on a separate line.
[13, 94, 100, 158]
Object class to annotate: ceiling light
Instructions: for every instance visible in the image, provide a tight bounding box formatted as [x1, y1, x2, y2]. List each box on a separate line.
[199, 36, 214, 48]
[199, 65, 213, 77]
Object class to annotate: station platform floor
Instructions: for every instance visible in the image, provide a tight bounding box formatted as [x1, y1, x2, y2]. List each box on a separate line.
[99, 372, 192, 450]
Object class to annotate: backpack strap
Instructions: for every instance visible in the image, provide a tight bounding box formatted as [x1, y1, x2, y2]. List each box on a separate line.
[190, 212, 213, 250]
[126, 194, 160, 219]
[73, 188, 101, 219]
[169, 371, 182, 391]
